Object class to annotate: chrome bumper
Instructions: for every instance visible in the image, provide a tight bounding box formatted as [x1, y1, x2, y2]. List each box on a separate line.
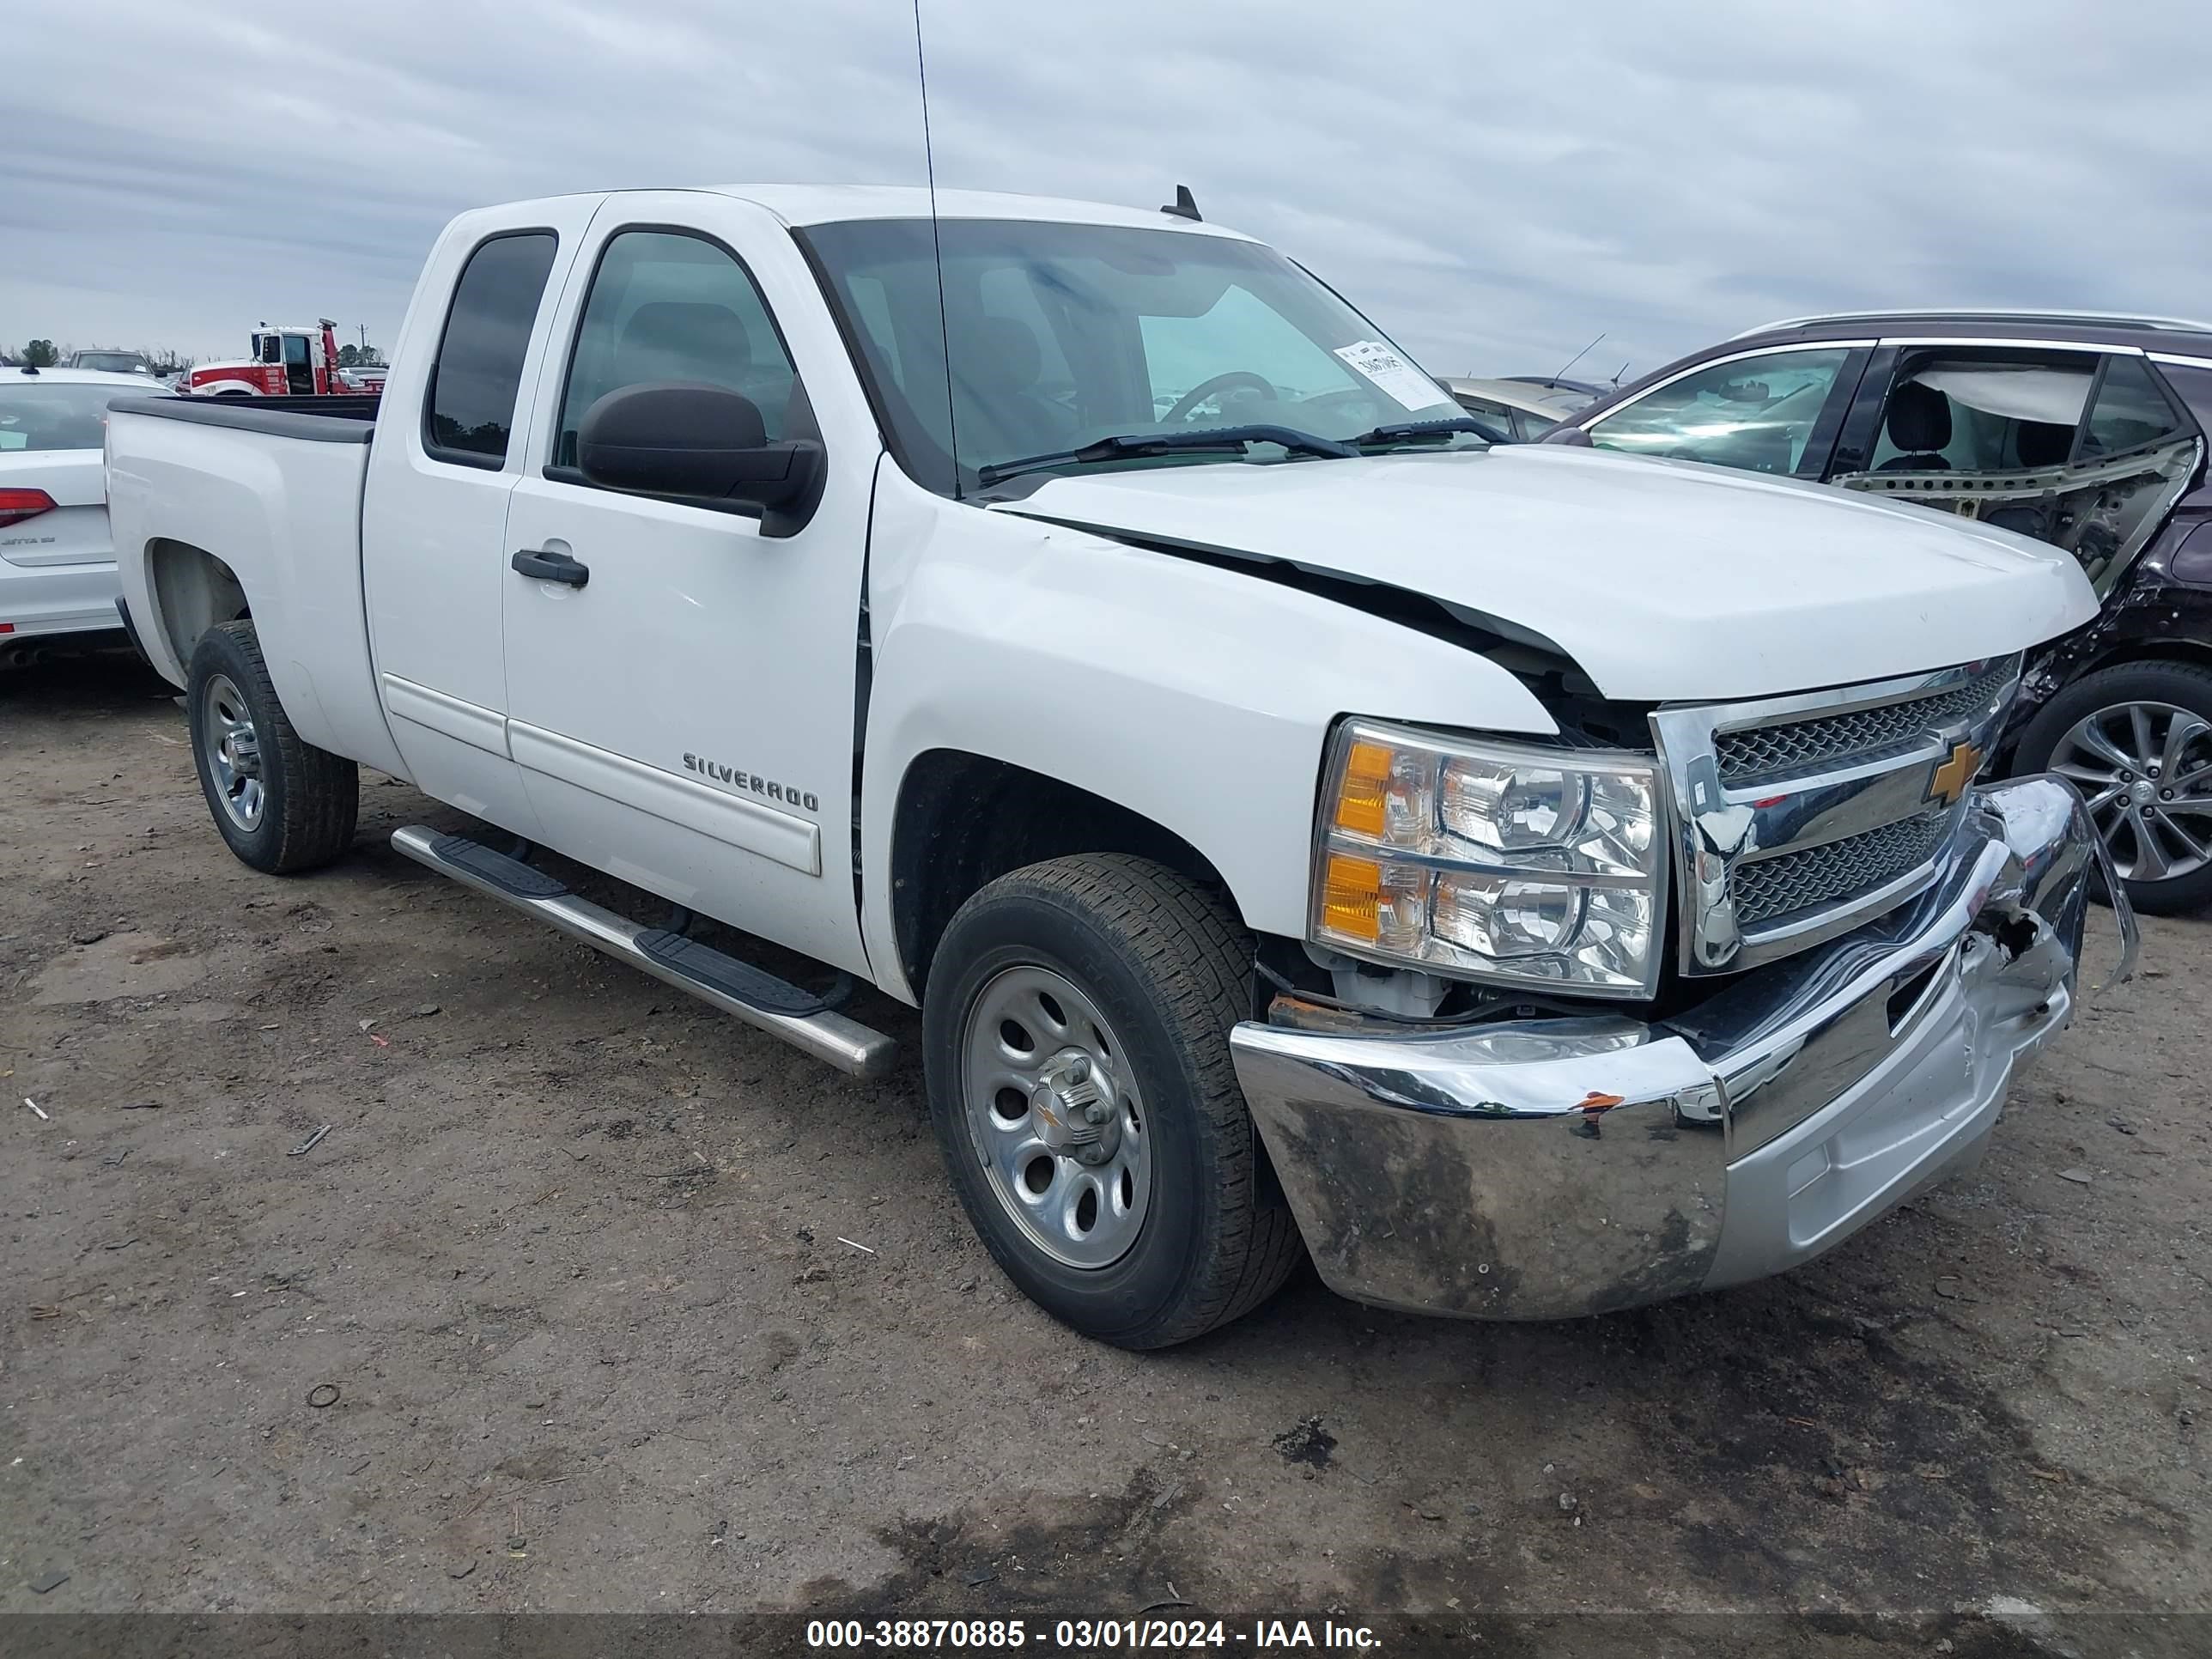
[1229, 775, 2136, 1321]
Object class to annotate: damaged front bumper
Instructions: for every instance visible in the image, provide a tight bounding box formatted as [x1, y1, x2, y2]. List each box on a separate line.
[1229, 775, 2137, 1321]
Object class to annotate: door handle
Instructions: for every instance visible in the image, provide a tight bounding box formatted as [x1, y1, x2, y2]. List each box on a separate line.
[511, 547, 589, 587]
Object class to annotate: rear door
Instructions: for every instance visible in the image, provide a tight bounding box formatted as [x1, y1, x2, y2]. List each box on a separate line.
[361, 201, 598, 834]
[497, 191, 880, 974]
[1826, 341, 2200, 596]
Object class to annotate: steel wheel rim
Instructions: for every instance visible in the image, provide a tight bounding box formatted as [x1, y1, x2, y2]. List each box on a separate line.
[199, 672, 265, 831]
[959, 963, 1152, 1270]
[2051, 698, 2212, 883]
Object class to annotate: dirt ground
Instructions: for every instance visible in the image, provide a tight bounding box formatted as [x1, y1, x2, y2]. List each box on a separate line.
[3, 653, 2209, 1650]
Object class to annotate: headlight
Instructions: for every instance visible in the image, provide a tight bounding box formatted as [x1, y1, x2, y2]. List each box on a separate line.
[1311, 720, 1665, 997]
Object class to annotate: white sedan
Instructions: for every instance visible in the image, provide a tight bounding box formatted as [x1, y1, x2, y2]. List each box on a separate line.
[0, 367, 150, 657]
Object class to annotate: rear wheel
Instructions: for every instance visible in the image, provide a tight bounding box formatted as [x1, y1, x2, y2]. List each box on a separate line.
[185, 620, 358, 873]
[2015, 659, 2212, 914]
[921, 854, 1304, 1349]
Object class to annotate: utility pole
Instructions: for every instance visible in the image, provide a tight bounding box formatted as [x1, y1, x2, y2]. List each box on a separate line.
[356, 324, 368, 353]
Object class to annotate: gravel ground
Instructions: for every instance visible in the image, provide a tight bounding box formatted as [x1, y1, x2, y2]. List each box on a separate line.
[3, 653, 2208, 1650]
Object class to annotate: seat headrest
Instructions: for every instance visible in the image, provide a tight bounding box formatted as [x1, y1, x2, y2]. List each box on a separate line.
[2014, 420, 2073, 468]
[1886, 379, 1953, 453]
[615, 302, 752, 383]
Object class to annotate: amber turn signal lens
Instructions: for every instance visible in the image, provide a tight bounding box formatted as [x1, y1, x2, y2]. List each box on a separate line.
[1320, 851, 1382, 943]
[1333, 740, 1396, 838]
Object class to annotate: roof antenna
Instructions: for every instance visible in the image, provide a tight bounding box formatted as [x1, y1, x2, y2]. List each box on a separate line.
[1160, 185, 1201, 222]
[1609, 359, 1630, 388]
[1554, 330, 1604, 383]
[912, 0, 960, 500]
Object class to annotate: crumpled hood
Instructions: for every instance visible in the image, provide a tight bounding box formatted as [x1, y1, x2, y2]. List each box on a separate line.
[997, 445, 2098, 702]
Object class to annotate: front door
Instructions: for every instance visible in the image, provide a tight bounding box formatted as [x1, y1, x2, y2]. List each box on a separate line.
[499, 194, 877, 975]
[281, 333, 314, 396]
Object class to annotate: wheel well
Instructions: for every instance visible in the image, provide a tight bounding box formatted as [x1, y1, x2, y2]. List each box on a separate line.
[2074, 636, 2212, 681]
[890, 750, 1236, 996]
[148, 538, 250, 671]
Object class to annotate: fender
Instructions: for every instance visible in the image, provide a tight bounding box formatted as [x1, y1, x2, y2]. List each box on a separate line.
[857, 465, 1558, 1005]
[188, 380, 267, 399]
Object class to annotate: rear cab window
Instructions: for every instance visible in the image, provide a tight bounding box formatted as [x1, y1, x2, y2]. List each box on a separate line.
[423, 232, 562, 468]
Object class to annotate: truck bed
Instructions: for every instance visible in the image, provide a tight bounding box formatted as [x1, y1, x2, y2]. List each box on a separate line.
[109, 392, 380, 440]
[105, 392, 407, 779]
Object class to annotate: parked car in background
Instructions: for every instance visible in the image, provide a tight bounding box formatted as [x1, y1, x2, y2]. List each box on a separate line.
[64, 349, 158, 378]
[1547, 310, 2212, 911]
[1441, 375, 1595, 440]
[0, 366, 144, 661]
[179, 320, 377, 402]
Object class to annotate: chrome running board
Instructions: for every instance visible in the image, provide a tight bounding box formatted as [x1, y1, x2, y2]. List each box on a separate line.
[390, 824, 896, 1079]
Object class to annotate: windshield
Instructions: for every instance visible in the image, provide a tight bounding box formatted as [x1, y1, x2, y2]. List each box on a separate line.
[0, 384, 128, 451]
[800, 218, 1465, 494]
[70, 352, 148, 374]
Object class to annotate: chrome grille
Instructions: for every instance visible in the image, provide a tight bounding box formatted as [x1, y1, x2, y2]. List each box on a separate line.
[1653, 659, 2018, 975]
[1732, 812, 1951, 931]
[1714, 659, 2015, 785]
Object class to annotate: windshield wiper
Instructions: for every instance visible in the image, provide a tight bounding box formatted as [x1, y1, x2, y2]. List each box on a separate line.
[975, 423, 1357, 488]
[1350, 414, 1510, 447]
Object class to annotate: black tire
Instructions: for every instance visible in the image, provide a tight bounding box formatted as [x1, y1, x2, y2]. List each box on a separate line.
[2014, 659, 2212, 915]
[185, 620, 358, 874]
[921, 854, 1304, 1349]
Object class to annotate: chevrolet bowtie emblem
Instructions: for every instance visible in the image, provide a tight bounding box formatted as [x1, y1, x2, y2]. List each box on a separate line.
[1927, 739, 1984, 807]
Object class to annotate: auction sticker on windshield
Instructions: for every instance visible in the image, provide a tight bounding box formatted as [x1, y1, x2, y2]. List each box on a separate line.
[1333, 340, 1455, 411]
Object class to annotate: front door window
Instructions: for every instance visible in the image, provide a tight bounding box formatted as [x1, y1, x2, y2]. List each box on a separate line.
[1583, 349, 1854, 475]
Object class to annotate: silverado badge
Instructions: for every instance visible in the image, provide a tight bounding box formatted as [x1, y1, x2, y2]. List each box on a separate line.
[1926, 739, 1984, 808]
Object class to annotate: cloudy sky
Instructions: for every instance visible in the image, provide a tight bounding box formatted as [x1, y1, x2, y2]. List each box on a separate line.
[10, 0, 2209, 379]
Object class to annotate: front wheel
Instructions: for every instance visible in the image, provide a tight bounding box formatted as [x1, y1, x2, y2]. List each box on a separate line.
[2014, 659, 2212, 914]
[921, 854, 1304, 1349]
[185, 620, 359, 873]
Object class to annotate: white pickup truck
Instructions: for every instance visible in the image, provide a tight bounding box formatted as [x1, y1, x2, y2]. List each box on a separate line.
[106, 184, 2134, 1348]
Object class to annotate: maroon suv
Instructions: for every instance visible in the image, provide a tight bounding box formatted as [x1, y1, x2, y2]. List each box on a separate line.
[1547, 310, 2212, 911]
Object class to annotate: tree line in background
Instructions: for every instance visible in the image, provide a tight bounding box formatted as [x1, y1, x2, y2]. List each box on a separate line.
[2, 339, 197, 372]
[1, 339, 387, 370]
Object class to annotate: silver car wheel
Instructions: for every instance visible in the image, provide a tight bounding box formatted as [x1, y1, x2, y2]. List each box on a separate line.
[2051, 698, 2212, 883]
[200, 672, 266, 832]
[959, 963, 1152, 1271]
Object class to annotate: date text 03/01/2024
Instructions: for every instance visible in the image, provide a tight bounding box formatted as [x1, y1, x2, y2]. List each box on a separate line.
[804, 1617, 1382, 1650]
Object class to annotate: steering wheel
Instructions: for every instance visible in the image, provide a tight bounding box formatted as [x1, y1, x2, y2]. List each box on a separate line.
[1164, 371, 1278, 425]
[1297, 386, 1382, 418]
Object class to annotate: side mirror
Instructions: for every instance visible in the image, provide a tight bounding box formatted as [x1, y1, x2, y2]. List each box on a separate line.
[577, 382, 824, 538]
[1542, 424, 1595, 447]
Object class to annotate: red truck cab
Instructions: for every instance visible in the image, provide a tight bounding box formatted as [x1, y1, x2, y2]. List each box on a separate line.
[180, 320, 375, 399]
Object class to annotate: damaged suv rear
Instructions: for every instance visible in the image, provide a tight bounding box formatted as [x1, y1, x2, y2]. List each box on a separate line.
[1549, 312, 2212, 910]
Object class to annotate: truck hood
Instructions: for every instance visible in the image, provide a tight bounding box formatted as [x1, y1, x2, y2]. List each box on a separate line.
[998, 446, 2098, 702]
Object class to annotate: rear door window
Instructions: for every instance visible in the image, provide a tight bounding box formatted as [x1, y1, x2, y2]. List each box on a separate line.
[1863, 349, 2098, 473]
[1585, 348, 1854, 475]
[423, 231, 561, 468]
